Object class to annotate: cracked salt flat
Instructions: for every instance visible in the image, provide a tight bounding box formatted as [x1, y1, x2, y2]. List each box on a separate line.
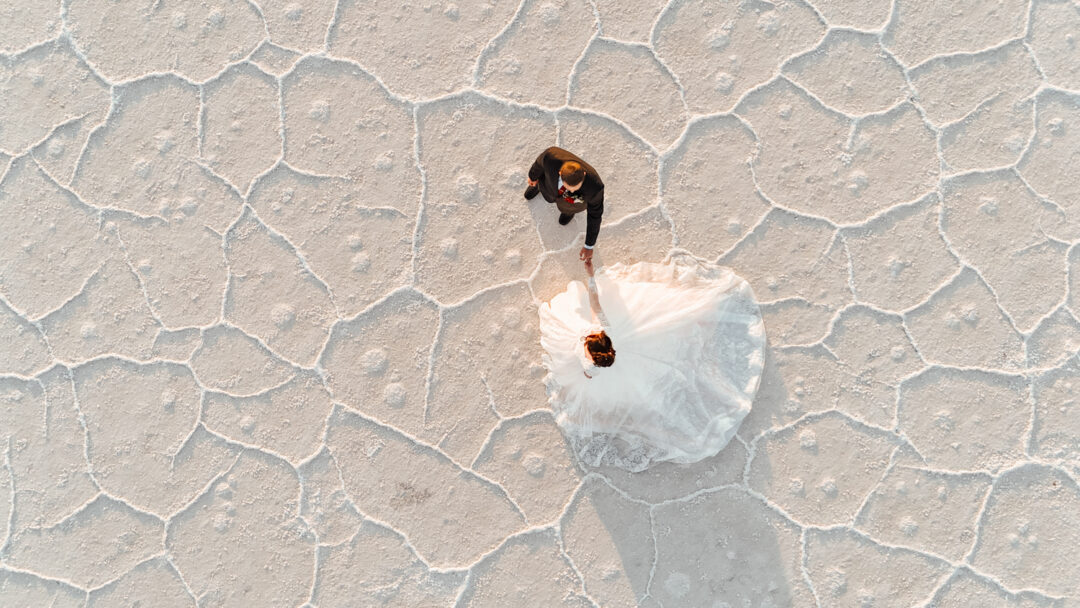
[1, 0, 1080, 606]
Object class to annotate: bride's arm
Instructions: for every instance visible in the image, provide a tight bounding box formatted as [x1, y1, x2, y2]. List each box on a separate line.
[587, 284, 602, 324]
[584, 260, 604, 324]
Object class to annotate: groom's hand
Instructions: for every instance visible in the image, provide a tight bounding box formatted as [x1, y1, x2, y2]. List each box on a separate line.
[527, 178, 537, 187]
[579, 247, 593, 262]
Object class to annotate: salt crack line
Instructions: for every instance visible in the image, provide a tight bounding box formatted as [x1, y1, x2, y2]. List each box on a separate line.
[477, 372, 503, 422]
[199, 423, 307, 470]
[850, 444, 913, 527]
[33, 153, 180, 228]
[1014, 161, 1072, 221]
[1, 437, 15, 558]
[30, 491, 165, 538]
[0, 293, 42, 340]
[0, 111, 95, 160]
[410, 104, 428, 289]
[197, 83, 208, 161]
[450, 480, 607, 604]
[933, 206, 1029, 339]
[163, 450, 243, 535]
[565, 32, 600, 109]
[312, 286, 441, 374]
[52, 17, 113, 90]
[328, 404, 529, 525]
[839, 235, 860, 304]
[322, 0, 344, 52]
[240, 0, 271, 42]
[915, 564, 1066, 608]
[620, 36, 690, 115]
[162, 554, 200, 605]
[469, 409, 558, 471]
[326, 473, 477, 579]
[470, 0, 530, 88]
[0, 32, 65, 61]
[107, 221, 169, 331]
[81, 552, 175, 596]
[0, 562, 88, 594]
[814, 522, 960, 573]
[905, 35, 1033, 76]
[168, 395, 207, 473]
[309, 52, 417, 107]
[795, 0, 831, 31]
[554, 527, 603, 608]
[238, 204, 343, 321]
[643, 506, 661, 603]
[188, 323, 306, 387]
[935, 91, 1008, 132]
[265, 68, 289, 169]
[59, 21, 269, 89]
[69, 82, 117, 192]
[799, 526, 824, 608]
[29, 261, 103, 330]
[0, 154, 12, 186]
[647, 0, 678, 48]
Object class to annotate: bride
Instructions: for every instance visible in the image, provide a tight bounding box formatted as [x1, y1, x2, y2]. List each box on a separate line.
[538, 252, 766, 472]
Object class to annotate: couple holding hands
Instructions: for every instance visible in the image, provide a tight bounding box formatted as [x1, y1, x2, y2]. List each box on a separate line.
[524, 147, 767, 472]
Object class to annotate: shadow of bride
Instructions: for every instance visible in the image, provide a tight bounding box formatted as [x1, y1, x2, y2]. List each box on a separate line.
[567, 436, 814, 606]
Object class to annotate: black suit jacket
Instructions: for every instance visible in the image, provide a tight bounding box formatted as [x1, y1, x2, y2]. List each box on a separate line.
[528, 147, 604, 247]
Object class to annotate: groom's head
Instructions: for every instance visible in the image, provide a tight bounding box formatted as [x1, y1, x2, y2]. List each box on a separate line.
[560, 162, 585, 192]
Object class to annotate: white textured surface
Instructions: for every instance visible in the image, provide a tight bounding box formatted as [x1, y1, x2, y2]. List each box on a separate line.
[0, 0, 1078, 605]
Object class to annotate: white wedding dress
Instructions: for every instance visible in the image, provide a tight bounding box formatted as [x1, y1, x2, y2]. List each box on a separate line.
[538, 255, 766, 471]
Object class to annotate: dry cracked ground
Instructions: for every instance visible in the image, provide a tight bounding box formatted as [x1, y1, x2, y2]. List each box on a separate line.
[1, 0, 1080, 606]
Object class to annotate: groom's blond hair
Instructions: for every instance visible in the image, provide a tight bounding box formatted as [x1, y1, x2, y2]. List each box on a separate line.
[560, 162, 584, 186]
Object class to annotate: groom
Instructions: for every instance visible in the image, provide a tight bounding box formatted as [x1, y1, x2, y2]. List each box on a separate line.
[524, 147, 604, 262]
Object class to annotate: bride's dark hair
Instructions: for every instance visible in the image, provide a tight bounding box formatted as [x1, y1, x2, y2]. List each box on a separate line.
[584, 331, 615, 367]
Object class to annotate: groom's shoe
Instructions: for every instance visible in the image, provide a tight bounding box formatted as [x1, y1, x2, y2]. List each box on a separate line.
[524, 185, 539, 200]
[558, 213, 573, 225]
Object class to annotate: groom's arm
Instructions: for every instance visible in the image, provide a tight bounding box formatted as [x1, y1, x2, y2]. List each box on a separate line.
[527, 148, 551, 182]
[583, 186, 604, 248]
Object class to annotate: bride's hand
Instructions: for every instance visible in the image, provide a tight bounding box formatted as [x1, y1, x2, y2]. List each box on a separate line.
[584, 258, 595, 277]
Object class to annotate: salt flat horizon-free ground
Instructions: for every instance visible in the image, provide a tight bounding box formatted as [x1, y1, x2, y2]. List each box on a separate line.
[2, 0, 1080, 606]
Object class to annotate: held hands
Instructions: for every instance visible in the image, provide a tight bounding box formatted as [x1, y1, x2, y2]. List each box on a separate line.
[579, 247, 593, 263]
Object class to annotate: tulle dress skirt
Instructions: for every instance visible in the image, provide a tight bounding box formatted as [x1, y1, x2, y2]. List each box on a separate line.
[538, 255, 766, 471]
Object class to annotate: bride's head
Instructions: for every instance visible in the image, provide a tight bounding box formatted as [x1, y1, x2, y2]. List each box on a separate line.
[584, 331, 615, 367]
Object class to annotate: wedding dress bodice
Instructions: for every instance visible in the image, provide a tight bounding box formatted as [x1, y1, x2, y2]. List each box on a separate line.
[538, 255, 766, 471]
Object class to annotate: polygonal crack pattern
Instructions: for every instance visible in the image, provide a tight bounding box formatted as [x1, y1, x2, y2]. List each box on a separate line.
[1, 0, 1077, 605]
